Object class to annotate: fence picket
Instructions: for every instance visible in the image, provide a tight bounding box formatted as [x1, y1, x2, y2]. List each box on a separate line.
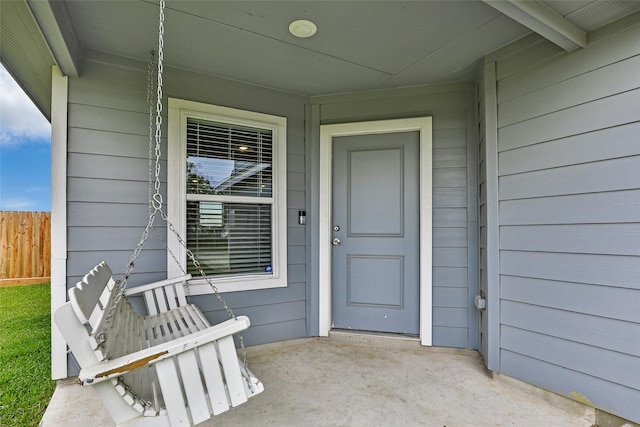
[0, 211, 51, 284]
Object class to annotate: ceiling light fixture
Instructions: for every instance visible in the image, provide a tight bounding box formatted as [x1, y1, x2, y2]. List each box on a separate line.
[289, 19, 317, 38]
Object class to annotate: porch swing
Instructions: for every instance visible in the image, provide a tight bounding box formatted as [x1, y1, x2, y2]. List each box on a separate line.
[53, 1, 264, 425]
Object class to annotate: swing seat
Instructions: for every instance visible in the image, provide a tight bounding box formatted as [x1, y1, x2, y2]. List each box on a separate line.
[54, 261, 264, 426]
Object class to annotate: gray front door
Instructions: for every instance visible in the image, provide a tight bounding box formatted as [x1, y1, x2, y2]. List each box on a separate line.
[331, 131, 420, 335]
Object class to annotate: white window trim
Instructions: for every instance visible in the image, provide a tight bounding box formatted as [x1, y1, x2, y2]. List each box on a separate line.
[168, 98, 287, 293]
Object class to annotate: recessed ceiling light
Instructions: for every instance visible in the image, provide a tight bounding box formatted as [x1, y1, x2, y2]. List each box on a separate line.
[289, 19, 317, 38]
[238, 145, 249, 151]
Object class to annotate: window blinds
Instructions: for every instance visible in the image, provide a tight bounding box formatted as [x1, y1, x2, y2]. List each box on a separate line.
[185, 118, 274, 276]
[186, 119, 272, 197]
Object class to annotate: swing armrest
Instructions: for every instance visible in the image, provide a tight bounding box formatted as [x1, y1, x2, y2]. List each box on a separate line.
[78, 316, 250, 386]
[123, 274, 192, 297]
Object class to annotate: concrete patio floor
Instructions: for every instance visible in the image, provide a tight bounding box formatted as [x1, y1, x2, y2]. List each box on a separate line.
[41, 333, 598, 427]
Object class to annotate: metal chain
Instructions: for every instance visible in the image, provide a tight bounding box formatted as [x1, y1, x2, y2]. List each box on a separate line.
[110, 0, 253, 391]
[152, 227, 187, 276]
[159, 209, 235, 319]
[147, 51, 156, 218]
[118, 376, 153, 409]
[156, 206, 253, 389]
[99, 1, 166, 345]
[119, 0, 165, 285]
[153, 0, 164, 208]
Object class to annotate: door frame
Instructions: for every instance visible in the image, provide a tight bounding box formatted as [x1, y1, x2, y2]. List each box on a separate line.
[319, 117, 433, 346]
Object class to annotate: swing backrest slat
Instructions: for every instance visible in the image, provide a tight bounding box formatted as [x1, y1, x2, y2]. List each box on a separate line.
[69, 261, 116, 328]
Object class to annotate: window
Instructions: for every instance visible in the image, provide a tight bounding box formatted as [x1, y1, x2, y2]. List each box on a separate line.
[168, 99, 287, 292]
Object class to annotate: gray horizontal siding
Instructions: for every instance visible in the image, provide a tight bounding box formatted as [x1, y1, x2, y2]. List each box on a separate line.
[68, 251, 167, 281]
[500, 190, 640, 225]
[190, 282, 307, 346]
[501, 275, 639, 323]
[501, 250, 639, 289]
[433, 227, 467, 248]
[68, 153, 164, 181]
[499, 156, 640, 200]
[501, 301, 639, 357]
[68, 127, 165, 158]
[242, 320, 307, 346]
[65, 51, 310, 374]
[501, 350, 640, 423]
[433, 187, 467, 207]
[500, 224, 640, 255]
[433, 208, 467, 226]
[495, 38, 564, 81]
[68, 178, 156, 203]
[498, 122, 640, 176]
[68, 226, 168, 252]
[433, 287, 468, 307]
[313, 82, 478, 349]
[498, 88, 640, 152]
[501, 326, 639, 389]
[497, 21, 640, 103]
[432, 327, 469, 347]
[433, 267, 468, 286]
[498, 54, 640, 127]
[492, 14, 640, 423]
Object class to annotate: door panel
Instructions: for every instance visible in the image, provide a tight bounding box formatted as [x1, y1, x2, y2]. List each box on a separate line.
[348, 255, 404, 307]
[332, 131, 419, 335]
[349, 148, 403, 235]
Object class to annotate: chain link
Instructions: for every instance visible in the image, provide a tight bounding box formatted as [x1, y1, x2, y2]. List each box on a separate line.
[147, 51, 156, 218]
[107, 0, 253, 392]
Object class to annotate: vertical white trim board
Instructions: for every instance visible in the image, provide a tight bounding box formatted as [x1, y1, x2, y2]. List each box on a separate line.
[50, 66, 68, 379]
[483, 61, 501, 371]
[319, 117, 433, 346]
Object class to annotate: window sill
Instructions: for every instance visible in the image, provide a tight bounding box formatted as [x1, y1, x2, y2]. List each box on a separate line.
[185, 274, 288, 294]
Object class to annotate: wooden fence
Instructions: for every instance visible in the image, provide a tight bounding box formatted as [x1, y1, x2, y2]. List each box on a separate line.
[0, 211, 51, 284]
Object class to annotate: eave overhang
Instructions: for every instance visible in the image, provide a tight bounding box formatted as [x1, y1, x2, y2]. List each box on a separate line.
[0, 0, 80, 120]
[482, 0, 586, 51]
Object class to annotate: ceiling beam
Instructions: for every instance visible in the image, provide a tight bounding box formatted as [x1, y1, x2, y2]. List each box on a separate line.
[482, 0, 586, 51]
[26, 0, 81, 77]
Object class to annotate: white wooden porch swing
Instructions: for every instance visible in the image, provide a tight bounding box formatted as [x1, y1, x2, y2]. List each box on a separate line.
[53, 1, 264, 425]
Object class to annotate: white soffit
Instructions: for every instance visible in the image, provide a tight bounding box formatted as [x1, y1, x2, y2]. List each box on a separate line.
[26, 0, 80, 77]
[482, 0, 587, 51]
[0, 0, 55, 118]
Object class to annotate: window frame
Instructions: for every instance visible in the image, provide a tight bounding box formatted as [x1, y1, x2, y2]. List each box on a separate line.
[168, 98, 288, 293]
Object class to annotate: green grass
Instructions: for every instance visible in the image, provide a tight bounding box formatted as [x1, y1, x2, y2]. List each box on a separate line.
[0, 283, 56, 427]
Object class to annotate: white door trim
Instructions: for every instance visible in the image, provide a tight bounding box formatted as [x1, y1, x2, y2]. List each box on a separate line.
[319, 117, 433, 346]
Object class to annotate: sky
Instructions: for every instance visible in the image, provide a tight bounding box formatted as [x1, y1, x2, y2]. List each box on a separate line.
[0, 63, 51, 212]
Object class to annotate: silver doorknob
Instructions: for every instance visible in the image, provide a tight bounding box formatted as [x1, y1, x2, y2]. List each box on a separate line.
[332, 237, 341, 246]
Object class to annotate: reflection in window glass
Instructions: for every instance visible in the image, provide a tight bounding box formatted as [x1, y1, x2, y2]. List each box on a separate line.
[186, 119, 272, 197]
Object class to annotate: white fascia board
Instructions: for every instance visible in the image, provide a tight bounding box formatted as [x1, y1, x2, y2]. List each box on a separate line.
[26, 0, 80, 77]
[483, 0, 586, 51]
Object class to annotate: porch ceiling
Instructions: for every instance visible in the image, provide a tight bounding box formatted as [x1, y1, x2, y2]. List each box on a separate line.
[68, 0, 529, 95]
[2, 1, 639, 116]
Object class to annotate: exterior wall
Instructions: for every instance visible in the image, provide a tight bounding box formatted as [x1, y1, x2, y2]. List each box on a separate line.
[62, 52, 481, 374]
[482, 13, 640, 422]
[65, 51, 309, 360]
[310, 83, 479, 349]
